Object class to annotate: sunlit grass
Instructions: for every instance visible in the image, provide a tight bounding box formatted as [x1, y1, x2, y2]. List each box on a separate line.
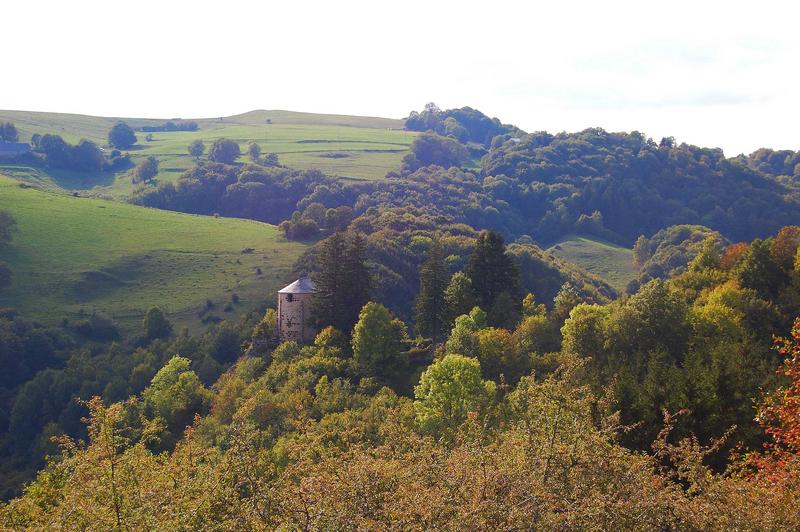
[0, 175, 307, 332]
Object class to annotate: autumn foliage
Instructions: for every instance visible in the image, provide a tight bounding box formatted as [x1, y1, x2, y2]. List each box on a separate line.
[770, 226, 800, 270]
[748, 318, 800, 481]
[720, 242, 749, 270]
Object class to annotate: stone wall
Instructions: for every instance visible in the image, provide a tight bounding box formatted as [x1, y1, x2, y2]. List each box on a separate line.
[277, 292, 314, 344]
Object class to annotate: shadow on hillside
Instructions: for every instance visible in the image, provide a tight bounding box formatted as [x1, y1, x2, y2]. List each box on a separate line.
[45, 166, 121, 190]
[0, 163, 118, 191]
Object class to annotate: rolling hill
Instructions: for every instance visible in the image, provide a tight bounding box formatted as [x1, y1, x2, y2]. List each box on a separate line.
[0, 109, 417, 197]
[0, 175, 307, 332]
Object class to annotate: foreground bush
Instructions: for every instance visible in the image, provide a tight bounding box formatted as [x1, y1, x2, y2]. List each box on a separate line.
[3, 359, 800, 530]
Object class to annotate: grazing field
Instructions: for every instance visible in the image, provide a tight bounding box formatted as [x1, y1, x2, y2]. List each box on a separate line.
[546, 234, 636, 292]
[0, 109, 416, 197]
[0, 175, 307, 332]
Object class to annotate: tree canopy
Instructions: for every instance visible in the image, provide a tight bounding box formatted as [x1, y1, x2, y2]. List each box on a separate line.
[208, 138, 241, 164]
[465, 230, 521, 326]
[415, 239, 449, 341]
[414, 353, 496, 440]
[133, 156, 159, 183]
[0, 122, 18, 142]
[108, 122, 137, 149]
[311, 232, 371, 335]
[402, 131, 469, 172]
[188, 139, 205, 158]
[352, 302, 408, 385]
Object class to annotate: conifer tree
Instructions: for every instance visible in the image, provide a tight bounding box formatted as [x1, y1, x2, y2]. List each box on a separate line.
[341, 232, 371, 330]
[465, 231, 521, 326]
[312, 232, 346, 331]
[311, 232, 371, 334]
[414, 239, 449, 341]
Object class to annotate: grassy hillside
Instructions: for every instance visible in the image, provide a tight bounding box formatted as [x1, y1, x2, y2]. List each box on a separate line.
[0, 175, 307, 332]
[546, 235, 635, 292]
[0, 109, 416, 196]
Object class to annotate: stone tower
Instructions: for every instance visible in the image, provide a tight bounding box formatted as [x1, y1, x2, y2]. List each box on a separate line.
[277, 277, 315, 344]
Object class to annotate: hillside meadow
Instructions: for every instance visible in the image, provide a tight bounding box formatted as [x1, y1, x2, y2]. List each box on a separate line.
[0, 175, 307, 332]
[0, 110, 417, 197]
[547, 234, 636, 292]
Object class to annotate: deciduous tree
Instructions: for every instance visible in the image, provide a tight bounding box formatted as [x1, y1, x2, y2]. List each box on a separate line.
[142, 355, 211, 439]
[0, 211, 17, 247]
[108, 122, 137, 149]
[749, 318, 800, 480]
[444, 306, 487, 360]
[444, 272, 476, 328]
[414, 353, 495, 441]
[188, 139, 205, 159]
[771, 226, 800, 271]
[143, 307, 172, 340]
[352, 302, 408, 384]
[208, 138, 240, 164]
[401, 131, 469, 172]
[133, 156, 159, 183]
[247, 142, 261, 163]
[737, 239, 788, 300]
[0, 122, 19, 142]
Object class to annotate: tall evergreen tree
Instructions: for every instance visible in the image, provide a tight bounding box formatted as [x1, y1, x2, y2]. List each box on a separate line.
[414, 240, 449, 341]
[311, 232, 346, 332]
[341, 232, 371, 330]
[465, 231, 521, 325]
[311, 232, 371, 334]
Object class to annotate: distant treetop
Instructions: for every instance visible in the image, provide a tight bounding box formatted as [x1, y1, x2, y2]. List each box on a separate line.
[404, 103, 521, 147]
[0, 122, 19, 142]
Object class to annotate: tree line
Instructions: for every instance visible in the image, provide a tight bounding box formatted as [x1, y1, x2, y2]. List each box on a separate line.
[404, 102, 521, 149]
[138, 120, 198, 133]
[132, 124, 800, 260]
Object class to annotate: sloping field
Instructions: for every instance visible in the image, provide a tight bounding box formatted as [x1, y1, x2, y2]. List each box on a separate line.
[0, 110, 416, 196]
[0, 175, 307, 332]
[547, 234, 636, 292]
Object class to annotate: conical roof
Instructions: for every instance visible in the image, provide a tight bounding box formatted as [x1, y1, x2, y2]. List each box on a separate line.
[278, 277, 315, 294]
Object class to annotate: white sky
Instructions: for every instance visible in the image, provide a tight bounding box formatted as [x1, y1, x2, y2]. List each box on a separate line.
[4, 0, 799, 156]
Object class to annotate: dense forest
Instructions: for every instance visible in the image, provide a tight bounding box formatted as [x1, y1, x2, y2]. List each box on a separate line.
[132, 106, 800, 250]
[2, 103, 800, 528]
[2, 223, 800, 527]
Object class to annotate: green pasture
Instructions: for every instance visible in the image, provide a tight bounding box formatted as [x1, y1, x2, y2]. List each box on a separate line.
[0, 110, 415, 196]
[546, 234, 636, 292]
[0, 175, 307, 332]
